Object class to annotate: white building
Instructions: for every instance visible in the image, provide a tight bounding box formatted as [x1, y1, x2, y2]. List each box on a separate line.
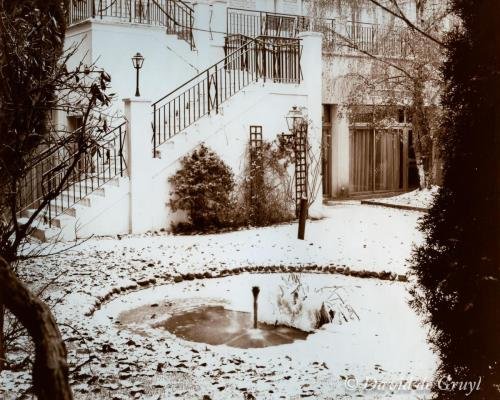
[21, 0, 421, 240]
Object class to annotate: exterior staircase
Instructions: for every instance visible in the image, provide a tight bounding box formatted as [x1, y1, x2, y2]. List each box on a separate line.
[19, 176, 128, 241]
[17, 122, 129, 241]
[151, 34, 302, 155]
[16, 0, 199, 241]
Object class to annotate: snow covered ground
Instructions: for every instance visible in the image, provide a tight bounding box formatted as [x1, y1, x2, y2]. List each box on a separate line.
[91, 274, 436, 399]
[369, 187, 439, 210]
[0, 203, 436, 399]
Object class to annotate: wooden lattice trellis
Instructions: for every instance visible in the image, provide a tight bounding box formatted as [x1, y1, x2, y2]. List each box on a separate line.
[294, 124, 308, 216]
[249, 126, 263, 214]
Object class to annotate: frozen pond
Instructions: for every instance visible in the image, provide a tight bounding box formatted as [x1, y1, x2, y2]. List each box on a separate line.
[90, 272, 437, 398]
[161, 305, 309, 348]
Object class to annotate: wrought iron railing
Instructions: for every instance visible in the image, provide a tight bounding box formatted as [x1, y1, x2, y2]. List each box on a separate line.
[226, 8, 408, 58]
[339, 21, 409, 58]
[226, 8, 335, 45]
[17, 122, 127, 226]
[153, 0, 194, 49]
[151, 35, 302, 154]
[169, 0, 194, 48]
[223, 34, 302, 77]
[227, 7, 309, 38]
[68, 0, 194, 49]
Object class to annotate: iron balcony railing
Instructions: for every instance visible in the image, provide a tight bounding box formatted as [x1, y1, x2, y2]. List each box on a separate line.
[68, 0, 194, 49]
[339, 21, 409, 58]
[16, 122, 127, 226]
[226, 8, 335, 45]
[151, 35, 302, 155]
[226, 7, 408, 58]
[227, 7, 310, 38]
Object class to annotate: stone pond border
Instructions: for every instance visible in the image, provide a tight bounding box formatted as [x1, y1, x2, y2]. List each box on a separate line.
[85, 264, 408, 317]
[360, 200, 429, 212]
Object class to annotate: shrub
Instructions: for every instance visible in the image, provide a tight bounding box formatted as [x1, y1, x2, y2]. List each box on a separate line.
[409, 2, 500, 397]
[169, 144, 236, 231]
[240, 136, 295, 226]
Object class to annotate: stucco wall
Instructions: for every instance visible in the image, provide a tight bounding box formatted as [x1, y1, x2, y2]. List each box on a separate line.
[121, 31, 323, 233]
[146, 82, 318, 231]
[65, 20, 202, 118]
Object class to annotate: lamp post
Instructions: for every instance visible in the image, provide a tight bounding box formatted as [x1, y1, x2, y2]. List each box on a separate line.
[131, 52, 144, 97]
[286, 106, 309, 240]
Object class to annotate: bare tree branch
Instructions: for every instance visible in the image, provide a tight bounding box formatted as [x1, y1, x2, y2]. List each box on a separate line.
[366, 0, 445, 47]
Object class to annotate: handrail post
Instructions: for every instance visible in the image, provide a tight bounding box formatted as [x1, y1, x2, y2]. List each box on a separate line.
[191, 12, 195, 49]
[153, 103, 157, 156]
[119, 126, 125, 177]
[298, 41, 301, 84]
[262, 40, 267, 82]
[206, 69, 211, 115]
[254, 40, 258, 81]
[212, 65, 218, 114]
[48, 187, 52, 228]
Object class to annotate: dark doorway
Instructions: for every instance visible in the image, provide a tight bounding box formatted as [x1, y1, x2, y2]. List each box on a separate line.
[322, 104, 332, 198]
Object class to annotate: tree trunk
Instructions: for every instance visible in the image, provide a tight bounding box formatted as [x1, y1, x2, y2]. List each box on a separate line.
[411, 76, 433, 189]
[431, 133, 442, 185]
[0, 257, 73, 400]
[416, 156, 428, 189]
[0, 305, 4, 371]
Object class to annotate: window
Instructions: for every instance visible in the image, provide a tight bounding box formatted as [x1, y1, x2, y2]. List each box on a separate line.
[349, 106, 409, 193]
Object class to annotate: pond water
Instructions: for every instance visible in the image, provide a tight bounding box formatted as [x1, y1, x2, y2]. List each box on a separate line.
[160, 305, 310, 348]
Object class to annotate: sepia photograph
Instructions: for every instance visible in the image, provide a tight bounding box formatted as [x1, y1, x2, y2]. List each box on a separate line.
[0, 0, 498, 399]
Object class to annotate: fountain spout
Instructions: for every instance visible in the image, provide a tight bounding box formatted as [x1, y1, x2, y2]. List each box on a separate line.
[252, 286, 260, 329]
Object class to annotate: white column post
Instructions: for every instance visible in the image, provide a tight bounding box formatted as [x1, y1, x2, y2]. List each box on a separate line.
[193, 2, 212, 67]
[210, 0, 228, 48]
[298, 31, 324, 212]
[332, 105, 350, 197]
[124, 98, 153, 234]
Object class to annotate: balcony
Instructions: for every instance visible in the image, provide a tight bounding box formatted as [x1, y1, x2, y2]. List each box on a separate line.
[68, 0, 194, 48]
[226, 7, 409, 59]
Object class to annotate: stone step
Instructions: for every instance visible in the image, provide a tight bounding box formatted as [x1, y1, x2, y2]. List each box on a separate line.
[31, 224, 70, 242]
[54, 176, 125, 208]
[61, 186, 105, 198]
[48, 203, 77, 218]
[20, 210, 61, 228]
[17, 217, 67, 241]
[55, 192, 91, 208]
[19, 175, 128, 242]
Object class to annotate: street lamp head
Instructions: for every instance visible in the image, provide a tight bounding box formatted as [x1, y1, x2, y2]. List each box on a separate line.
[131, 52, 144, 69]
[286, 106, 305, 131]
